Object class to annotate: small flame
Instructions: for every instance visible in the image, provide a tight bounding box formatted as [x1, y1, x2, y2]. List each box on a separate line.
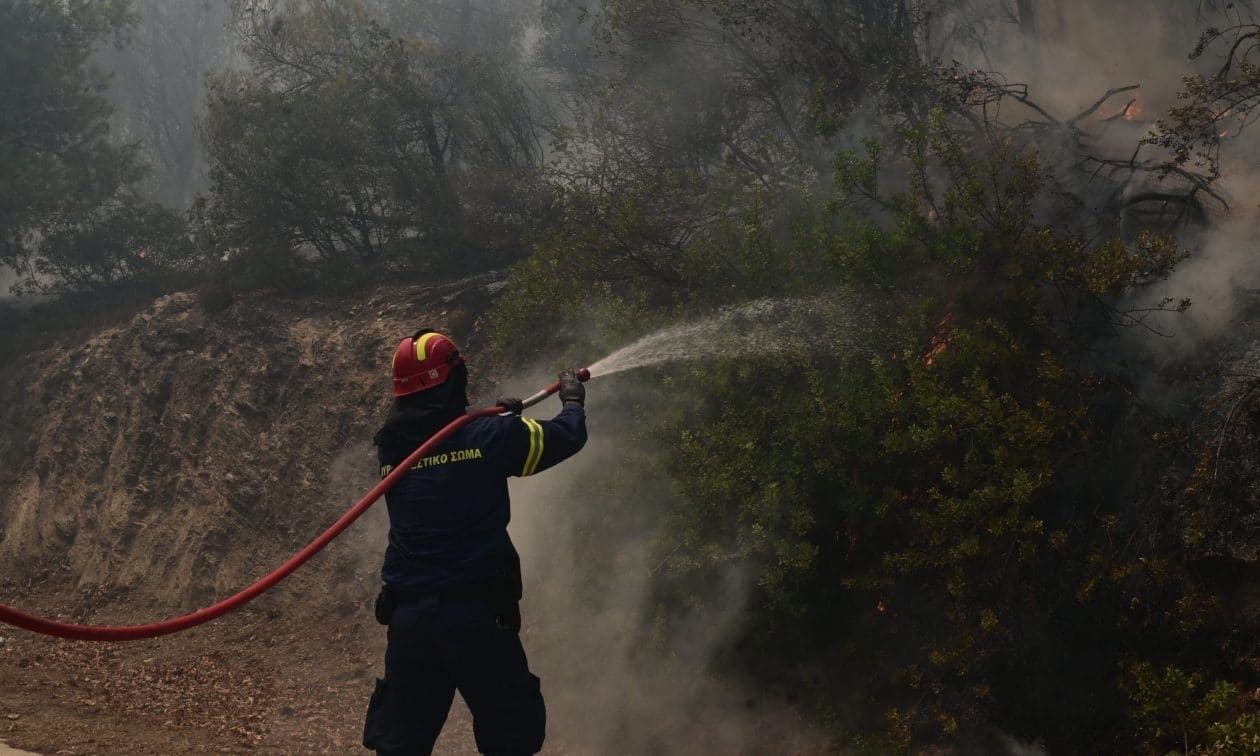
[923, 312, 956, 365]
[1123, 98, 1144, 122]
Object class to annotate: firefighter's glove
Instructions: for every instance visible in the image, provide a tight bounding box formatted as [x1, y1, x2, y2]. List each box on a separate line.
[496, 396, 524, 415]
[558, 370, 585, 406]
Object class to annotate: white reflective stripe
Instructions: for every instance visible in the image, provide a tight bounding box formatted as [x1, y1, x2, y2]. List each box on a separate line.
[521, 417, 544, 476]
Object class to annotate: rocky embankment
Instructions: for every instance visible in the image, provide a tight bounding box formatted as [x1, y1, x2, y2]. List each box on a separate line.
[0, 275, 505, 753]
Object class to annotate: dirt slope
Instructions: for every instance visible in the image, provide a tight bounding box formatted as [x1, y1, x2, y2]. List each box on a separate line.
[0, 275, 506, 754]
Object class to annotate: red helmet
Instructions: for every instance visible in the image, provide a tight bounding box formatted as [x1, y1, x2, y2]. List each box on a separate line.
[391, 329, 464, 397]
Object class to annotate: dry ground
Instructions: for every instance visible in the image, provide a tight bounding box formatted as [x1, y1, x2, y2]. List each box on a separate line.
[0, 278, 511, 754]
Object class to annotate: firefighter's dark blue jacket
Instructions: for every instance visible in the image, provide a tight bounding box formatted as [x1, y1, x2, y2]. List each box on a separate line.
[375, 402, 586, 598]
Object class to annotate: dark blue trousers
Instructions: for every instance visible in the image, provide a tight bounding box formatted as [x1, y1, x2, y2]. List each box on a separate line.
[363, 598, 545, 755]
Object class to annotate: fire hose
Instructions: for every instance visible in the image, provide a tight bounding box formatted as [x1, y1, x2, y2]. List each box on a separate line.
[0, 368, 591, 642]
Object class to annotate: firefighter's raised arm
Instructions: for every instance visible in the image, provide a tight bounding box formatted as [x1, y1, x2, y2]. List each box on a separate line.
[503, 370, 587, 477]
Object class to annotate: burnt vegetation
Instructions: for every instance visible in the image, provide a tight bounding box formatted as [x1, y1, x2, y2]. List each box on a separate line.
[6, 0, 1260, 752]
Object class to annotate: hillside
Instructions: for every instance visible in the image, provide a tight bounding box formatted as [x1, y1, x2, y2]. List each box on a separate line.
[0, 276, 504, 753]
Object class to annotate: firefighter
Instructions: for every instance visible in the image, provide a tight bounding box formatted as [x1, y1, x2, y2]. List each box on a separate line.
[363, 328, 587, 756]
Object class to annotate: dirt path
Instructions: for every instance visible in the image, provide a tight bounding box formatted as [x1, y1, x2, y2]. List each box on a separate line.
[0, 605, 483, 754]
[0, 563, 503, 756]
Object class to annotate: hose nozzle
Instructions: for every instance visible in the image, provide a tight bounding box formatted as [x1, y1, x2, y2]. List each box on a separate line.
[520, 367, 593, 409]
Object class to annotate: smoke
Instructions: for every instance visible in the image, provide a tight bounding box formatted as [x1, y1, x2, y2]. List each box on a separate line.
[959, 1, 1211, 114]
[1126, 214, 1260, 360]
[323, 441, 392, 591]
[98, 0, 233, 206]
[1000, 735, 1051, 756]
[0, 266, 15, 300]
[502, 371, 834, 754]
[943, 1, 1260, 365]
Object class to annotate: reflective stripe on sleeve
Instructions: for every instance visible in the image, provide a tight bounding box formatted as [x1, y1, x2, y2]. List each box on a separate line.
[521, 417, 544, 476]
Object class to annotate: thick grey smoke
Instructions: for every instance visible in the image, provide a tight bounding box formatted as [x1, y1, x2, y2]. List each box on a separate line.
[1131, 215, 1260, 358]
[958, 1, 1214, 114]
[947, 1, 1260, 362]
[505, 378, 834, 754]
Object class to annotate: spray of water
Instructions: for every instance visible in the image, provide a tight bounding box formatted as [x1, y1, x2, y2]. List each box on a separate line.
[585, 296, 861, 378]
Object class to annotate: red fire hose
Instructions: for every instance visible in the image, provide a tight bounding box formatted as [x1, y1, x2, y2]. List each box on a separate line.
[0, 369, 589, 642]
